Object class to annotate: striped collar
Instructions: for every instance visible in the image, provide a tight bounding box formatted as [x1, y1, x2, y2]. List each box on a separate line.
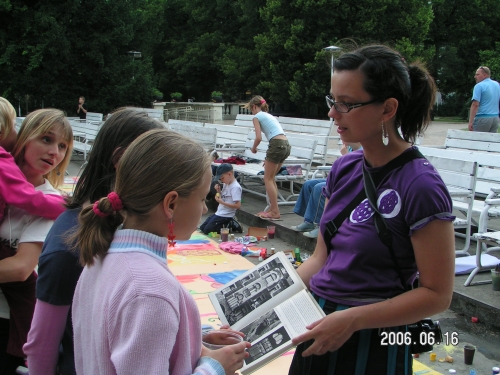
[108, 229, 168, 262]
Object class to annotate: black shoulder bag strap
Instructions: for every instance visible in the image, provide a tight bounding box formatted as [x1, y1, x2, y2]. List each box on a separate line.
[324, 148, 425, 255]
[362, 165, 408, 291]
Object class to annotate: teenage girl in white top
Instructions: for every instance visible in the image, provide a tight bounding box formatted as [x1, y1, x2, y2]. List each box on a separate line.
[245, 96, 291, 220]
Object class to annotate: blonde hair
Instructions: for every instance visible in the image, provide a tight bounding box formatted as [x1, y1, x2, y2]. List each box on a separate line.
[0, 97, 16, 142]
[244, 95, 269, 112]
[12, 109, 73, 188]
[74, 129, 211, 266]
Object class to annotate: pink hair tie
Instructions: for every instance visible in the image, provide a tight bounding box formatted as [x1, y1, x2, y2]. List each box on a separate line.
[108, 192, 123, 211]
[93, 201, 108, 218]
[260, 99, 266, 104]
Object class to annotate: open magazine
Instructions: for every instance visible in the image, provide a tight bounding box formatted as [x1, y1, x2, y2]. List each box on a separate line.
[208, 251, 325, 375]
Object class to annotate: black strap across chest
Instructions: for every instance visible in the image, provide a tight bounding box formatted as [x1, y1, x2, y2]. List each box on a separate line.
[323, 148, 425, 254]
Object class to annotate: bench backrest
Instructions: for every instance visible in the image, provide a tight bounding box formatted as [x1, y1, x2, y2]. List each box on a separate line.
[86, 112, 103, 123]
[169, 123, 216, 150]
[204, 123, 250, 146]
[167, 119, 204, 129]
[126, 107, 164, 121]
[234, 114, 255, 127]
[425, 155, 478, 202]
[15, 117, 25, 131]
[278, 116, 333, 136]
[70, 120, 101, 140]
[419, 146, 500, 197]
[445, 129, 500, 152]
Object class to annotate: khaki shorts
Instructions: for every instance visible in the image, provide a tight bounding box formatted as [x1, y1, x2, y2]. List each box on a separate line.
[266, 138, 291, 164]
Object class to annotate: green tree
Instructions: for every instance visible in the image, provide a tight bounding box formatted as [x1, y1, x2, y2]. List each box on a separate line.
[0, 0, 162, 115]
[254, 0, 434, 117]
[426, 0, 500, 116]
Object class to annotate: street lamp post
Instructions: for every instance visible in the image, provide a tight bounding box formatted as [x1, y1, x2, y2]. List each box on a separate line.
[323, 45, 341, 77]
[323, 45, 341, 125]
[127, 50, 142, 79]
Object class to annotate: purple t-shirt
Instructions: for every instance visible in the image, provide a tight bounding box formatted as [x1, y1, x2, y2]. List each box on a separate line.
[310, 147, 453, 306]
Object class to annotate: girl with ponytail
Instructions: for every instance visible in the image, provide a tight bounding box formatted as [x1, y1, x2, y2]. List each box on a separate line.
[71, 129, 250, 375]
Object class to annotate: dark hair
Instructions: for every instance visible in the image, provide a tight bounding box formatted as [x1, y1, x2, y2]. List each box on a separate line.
[334, 45, 436, 144]
[74, 129, 211, 266]
[68, 108, 164, 209]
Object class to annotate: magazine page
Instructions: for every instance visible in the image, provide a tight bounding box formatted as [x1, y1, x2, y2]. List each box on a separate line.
[208, 251, 306, 329]
[237, 290, 325, 375]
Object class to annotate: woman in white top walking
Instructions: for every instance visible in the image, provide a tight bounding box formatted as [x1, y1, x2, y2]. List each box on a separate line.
[245, 96, 291, 220]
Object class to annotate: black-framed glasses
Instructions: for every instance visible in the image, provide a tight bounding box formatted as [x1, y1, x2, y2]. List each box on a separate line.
[325, 95, 381, 113]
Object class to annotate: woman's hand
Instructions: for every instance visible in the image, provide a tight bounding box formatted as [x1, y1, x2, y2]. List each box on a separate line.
[291, 309, 357, 356]
[251, 147, 257, 154]
[202, 341, 251, 374]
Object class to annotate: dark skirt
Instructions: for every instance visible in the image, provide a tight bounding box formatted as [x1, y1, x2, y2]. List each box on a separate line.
[0, 244, 37, 358]
[288, 297, 412, 375]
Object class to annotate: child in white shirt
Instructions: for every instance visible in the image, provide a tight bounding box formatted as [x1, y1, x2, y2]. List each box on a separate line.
[200, 164, 243, 234]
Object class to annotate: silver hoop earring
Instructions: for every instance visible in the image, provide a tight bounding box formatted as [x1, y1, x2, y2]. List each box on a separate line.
[382, 121, 389, 146]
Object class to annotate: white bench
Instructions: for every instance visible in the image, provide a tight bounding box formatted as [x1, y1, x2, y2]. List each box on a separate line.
[204, 123, 250, 156]
[468, 199, 500, 286]
[168, 122, 217, 152]
[70, 120, 101, 161]
[234, 114, 336, 165]
[425, 155, 478, 255]
[85, 112, 103, 124]
[234, 114, 254, 127]
[126, 107, 165, 121]
[278, 116, 333, 136]
[419, 146, 500, 198]
[218, 135, 317, 206]
[445, 129, 500, 152]
[15, 117, 25, 131]
[167, 119, 204, 129]
[419, 147, 500, 247]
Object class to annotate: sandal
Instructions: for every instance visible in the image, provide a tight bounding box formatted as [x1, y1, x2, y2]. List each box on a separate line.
[255, 211, 269, 216]
[258, 212, 281, 221]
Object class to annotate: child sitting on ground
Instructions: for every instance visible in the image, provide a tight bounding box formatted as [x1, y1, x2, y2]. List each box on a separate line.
[200, 163, 243, 234]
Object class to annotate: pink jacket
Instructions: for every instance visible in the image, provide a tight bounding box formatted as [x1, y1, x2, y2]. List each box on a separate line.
[0, 146, 65, 221]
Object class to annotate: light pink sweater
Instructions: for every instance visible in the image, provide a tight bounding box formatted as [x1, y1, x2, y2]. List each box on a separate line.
[0, 146, 65, 221]
[72, 229, 224, 375]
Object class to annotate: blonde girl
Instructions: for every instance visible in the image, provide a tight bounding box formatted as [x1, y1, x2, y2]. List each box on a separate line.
[244, 96, 291, 220]
[0, 108, 73, 372]
[0, 99, 65, 224]
[71, 129, 249, 375]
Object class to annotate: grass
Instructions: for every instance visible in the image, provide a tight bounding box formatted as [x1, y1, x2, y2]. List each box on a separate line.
[433, 116, 467, 123]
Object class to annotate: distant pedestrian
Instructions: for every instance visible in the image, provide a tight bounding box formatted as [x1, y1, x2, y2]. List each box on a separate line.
[468, 66, 500, 133]
[76, 96, 87, 120]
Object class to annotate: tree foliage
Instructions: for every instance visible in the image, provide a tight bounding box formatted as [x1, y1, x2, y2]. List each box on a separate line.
[0, 0, 498, 117]
[0, 0, 162, 115]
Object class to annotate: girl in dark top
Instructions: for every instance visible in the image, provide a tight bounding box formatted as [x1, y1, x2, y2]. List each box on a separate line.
[24, 108, 164, 375]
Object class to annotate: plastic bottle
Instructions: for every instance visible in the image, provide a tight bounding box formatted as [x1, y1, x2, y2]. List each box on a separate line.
[270, 248, 275, 255]
[294, 248, 302, 262]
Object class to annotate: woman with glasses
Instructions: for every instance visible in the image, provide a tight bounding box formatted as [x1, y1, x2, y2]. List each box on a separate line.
[289, 45, 455, 375]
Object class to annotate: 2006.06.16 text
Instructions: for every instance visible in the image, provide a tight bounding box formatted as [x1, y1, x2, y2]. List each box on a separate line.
[380, 331, 459, 346]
